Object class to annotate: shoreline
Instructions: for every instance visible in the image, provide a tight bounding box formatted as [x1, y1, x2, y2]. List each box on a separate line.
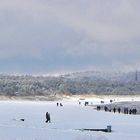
[0, 95, 140, 102]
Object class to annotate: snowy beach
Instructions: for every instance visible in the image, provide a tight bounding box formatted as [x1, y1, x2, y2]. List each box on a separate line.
[0, 97, 140, 140]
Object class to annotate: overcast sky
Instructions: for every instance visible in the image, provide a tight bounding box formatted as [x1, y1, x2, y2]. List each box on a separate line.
[0, 0, 140, 75]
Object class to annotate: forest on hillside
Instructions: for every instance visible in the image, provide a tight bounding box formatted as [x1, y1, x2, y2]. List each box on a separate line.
[0, 71, 140, 97]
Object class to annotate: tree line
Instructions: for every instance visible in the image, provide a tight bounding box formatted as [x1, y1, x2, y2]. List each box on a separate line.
[0, 74, 139, 96]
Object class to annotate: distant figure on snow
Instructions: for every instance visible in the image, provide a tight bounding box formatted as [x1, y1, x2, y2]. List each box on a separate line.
[118, 108, 121, 113]
[60, 103, 63, 107]
[104, 106, 108, 112]
[97, 106, 101, 111]
[46, 112, 51, 123]
[113, 107, 116, 113]
[57, 102, 59, 106]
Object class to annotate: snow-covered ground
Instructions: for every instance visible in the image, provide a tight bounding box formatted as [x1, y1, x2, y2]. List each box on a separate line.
[0, 99, 140, 140]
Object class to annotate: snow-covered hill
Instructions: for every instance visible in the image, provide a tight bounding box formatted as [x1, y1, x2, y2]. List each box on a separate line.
[63, 71, 139, 82]
[0, 71, 140, 97]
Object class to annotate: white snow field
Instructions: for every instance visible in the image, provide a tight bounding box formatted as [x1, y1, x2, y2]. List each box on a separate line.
[0, 100, 140, 140]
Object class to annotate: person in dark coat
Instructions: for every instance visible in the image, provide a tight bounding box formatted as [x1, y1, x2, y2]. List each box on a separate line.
[97, 106, 101, 111]
[118, 108, 121, 113]
[46, 112, 51, 123]
[104, 106, 108, 112]
[113, 107, 116, 113]
[129, 109, 132, 115]
[48, 113, 51, 123]
[60, 103, 63, 106]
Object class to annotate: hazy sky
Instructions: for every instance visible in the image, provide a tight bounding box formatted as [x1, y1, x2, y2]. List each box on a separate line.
[0, 0, 140, 74]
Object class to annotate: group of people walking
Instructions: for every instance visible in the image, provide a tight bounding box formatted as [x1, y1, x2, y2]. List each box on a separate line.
[123, 107, 137, 114]
[56, 102, 63, 107]
[96, 105, 137, 115]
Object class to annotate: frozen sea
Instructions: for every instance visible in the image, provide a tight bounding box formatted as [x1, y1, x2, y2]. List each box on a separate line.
[0, 100, 140, 140]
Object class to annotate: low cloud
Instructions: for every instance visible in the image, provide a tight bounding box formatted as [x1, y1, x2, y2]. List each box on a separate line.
[0, 0, 140, 73]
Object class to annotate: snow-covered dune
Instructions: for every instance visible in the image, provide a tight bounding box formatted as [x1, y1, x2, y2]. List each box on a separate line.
[0, 100, 139, 140]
